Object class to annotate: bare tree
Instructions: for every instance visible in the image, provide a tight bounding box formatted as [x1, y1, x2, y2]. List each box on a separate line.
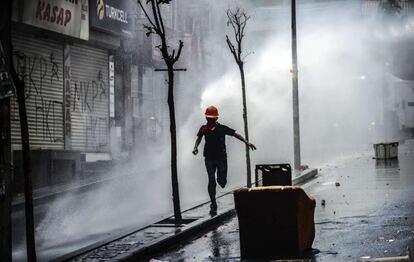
[0, 0, 37, 261]
[138, 0, 184, 222]
[225, 8, 253, 188]
[0, 1, 13, 260]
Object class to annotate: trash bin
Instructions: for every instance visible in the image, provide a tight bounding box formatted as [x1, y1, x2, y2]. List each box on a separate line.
[234, 186, 316, 259]
[373, 142, 399, 160]
[255, 164, 292, 187]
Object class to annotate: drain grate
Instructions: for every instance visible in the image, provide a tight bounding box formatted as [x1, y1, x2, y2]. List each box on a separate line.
[151, 217, 201, 227]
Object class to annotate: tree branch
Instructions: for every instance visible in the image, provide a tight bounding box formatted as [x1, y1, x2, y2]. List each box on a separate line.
[226, 35, 239, 63]
[242, 51, 254, 62]
[226, 10, 239, 43]
[241, 14, 249, 40]
[149, 0, 163, 36]
[155, 0, 166, 35]
[170, 49, 175, 61]
[237, 20, 242, 61]
[138, 0, 158, 33]
[173, 40, 184, 64]
[226, 8, 249, 64]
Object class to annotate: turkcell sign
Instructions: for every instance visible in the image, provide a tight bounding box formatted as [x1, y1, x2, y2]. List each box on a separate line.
[90, 0, 133, 37]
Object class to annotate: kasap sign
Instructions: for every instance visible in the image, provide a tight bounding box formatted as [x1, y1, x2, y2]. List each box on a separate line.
[16, 0, 89, 40]
[90, 0, 133, 37]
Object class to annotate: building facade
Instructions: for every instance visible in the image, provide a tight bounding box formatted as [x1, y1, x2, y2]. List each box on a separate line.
[10, 0, 135, 193]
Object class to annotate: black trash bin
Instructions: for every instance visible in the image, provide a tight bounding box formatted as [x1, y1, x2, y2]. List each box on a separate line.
[255, 164, 292, 187]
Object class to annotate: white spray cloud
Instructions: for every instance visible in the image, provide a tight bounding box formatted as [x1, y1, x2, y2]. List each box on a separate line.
[22, 1, 410, 260]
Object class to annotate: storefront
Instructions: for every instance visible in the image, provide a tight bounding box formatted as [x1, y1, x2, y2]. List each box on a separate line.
[10, 0, 124, 191]
[11, 31, 65, 150]
[69, 43, 110, 152]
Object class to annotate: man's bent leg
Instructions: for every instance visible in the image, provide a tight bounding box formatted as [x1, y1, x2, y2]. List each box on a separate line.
[216, 158, 228, 188]
[205, 158, 218, 208]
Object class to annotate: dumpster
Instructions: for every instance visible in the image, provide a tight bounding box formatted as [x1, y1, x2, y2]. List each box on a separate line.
[234, 186, 316, 259]
[255, 164, 292, 187]
[374, 142, 399, 160]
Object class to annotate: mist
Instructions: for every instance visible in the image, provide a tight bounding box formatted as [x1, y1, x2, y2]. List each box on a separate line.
[14, 0, 410, 260]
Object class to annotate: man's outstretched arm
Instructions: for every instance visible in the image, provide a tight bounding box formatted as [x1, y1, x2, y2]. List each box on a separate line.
[233, 132, 257, 150]
[193, 135, 202, 155]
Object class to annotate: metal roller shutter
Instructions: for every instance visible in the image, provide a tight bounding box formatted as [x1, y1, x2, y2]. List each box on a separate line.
[11, 32, 64, 150]
[70, 44, 109, 152]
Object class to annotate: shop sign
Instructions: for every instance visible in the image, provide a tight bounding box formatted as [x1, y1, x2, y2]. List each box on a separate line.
[109, 56, 115, 118]
[16, 0, 89, 40]
[90, 0, 133, 37]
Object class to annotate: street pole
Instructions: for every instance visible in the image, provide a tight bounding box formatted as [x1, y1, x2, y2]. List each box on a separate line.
[291, 0, 301, 171]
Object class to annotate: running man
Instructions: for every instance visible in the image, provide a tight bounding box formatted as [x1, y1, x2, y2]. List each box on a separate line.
[193, 105, 256, 214]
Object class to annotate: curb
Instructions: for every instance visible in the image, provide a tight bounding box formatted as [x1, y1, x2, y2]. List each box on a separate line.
[115, 167, 318, 261]
[293, 168, 318, 185]
[53, 194, 236, 261]
[12, 179, 107, 210]
[12, 172, 137, 210]
[115, 209, 236, 262]
[55, 167, 318, 261]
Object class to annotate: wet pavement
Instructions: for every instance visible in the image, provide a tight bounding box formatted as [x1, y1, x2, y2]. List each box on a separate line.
[51, 169, 317, 261]
[63, 192, 236, 261]
[154, 141, 414, 261]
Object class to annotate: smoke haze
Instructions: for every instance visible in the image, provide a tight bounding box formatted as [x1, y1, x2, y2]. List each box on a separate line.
[14, 0, 411, 260]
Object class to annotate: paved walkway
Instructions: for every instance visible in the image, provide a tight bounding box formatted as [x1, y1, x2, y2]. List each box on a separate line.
[52, 169, 317, 261]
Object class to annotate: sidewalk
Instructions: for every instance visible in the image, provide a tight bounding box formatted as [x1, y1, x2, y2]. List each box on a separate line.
[52, 168, 317, 262]
[155, 143, 414, 262]
[12, 163, 131, 210]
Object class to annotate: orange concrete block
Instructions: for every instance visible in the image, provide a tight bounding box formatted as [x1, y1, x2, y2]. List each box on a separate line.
[234, 186, 316, 259]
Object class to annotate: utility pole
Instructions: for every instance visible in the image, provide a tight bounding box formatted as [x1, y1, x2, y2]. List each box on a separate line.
[0, 0, 13, 259]
[291, 0, 301, 171]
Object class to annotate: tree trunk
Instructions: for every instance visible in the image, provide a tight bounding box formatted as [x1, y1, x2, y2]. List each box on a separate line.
[0, 1, 12, 259]
[167, 64, 182, 222]
[239, 63, 252, 188]
[9, 45, 37, 262]
[0, 97, 12, 261]
[14, 77, 37, 262]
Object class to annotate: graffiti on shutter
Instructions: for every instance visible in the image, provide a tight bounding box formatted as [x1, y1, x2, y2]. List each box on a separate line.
[11, 33, 64, 149]
[70, 44, 109, 152]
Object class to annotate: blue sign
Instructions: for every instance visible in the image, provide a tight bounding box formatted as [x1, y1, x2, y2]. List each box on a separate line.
[90, 0, 133, 37]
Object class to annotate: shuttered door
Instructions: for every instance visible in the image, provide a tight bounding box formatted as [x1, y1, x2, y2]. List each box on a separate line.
[70, 44, 109, 152]
[11, 32, 64, 150]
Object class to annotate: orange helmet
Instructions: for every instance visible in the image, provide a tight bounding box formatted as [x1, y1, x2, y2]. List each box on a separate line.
[205, 105, 219, 118]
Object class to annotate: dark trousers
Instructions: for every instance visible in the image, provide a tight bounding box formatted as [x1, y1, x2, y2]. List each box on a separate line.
[204, 158, 228, 204]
